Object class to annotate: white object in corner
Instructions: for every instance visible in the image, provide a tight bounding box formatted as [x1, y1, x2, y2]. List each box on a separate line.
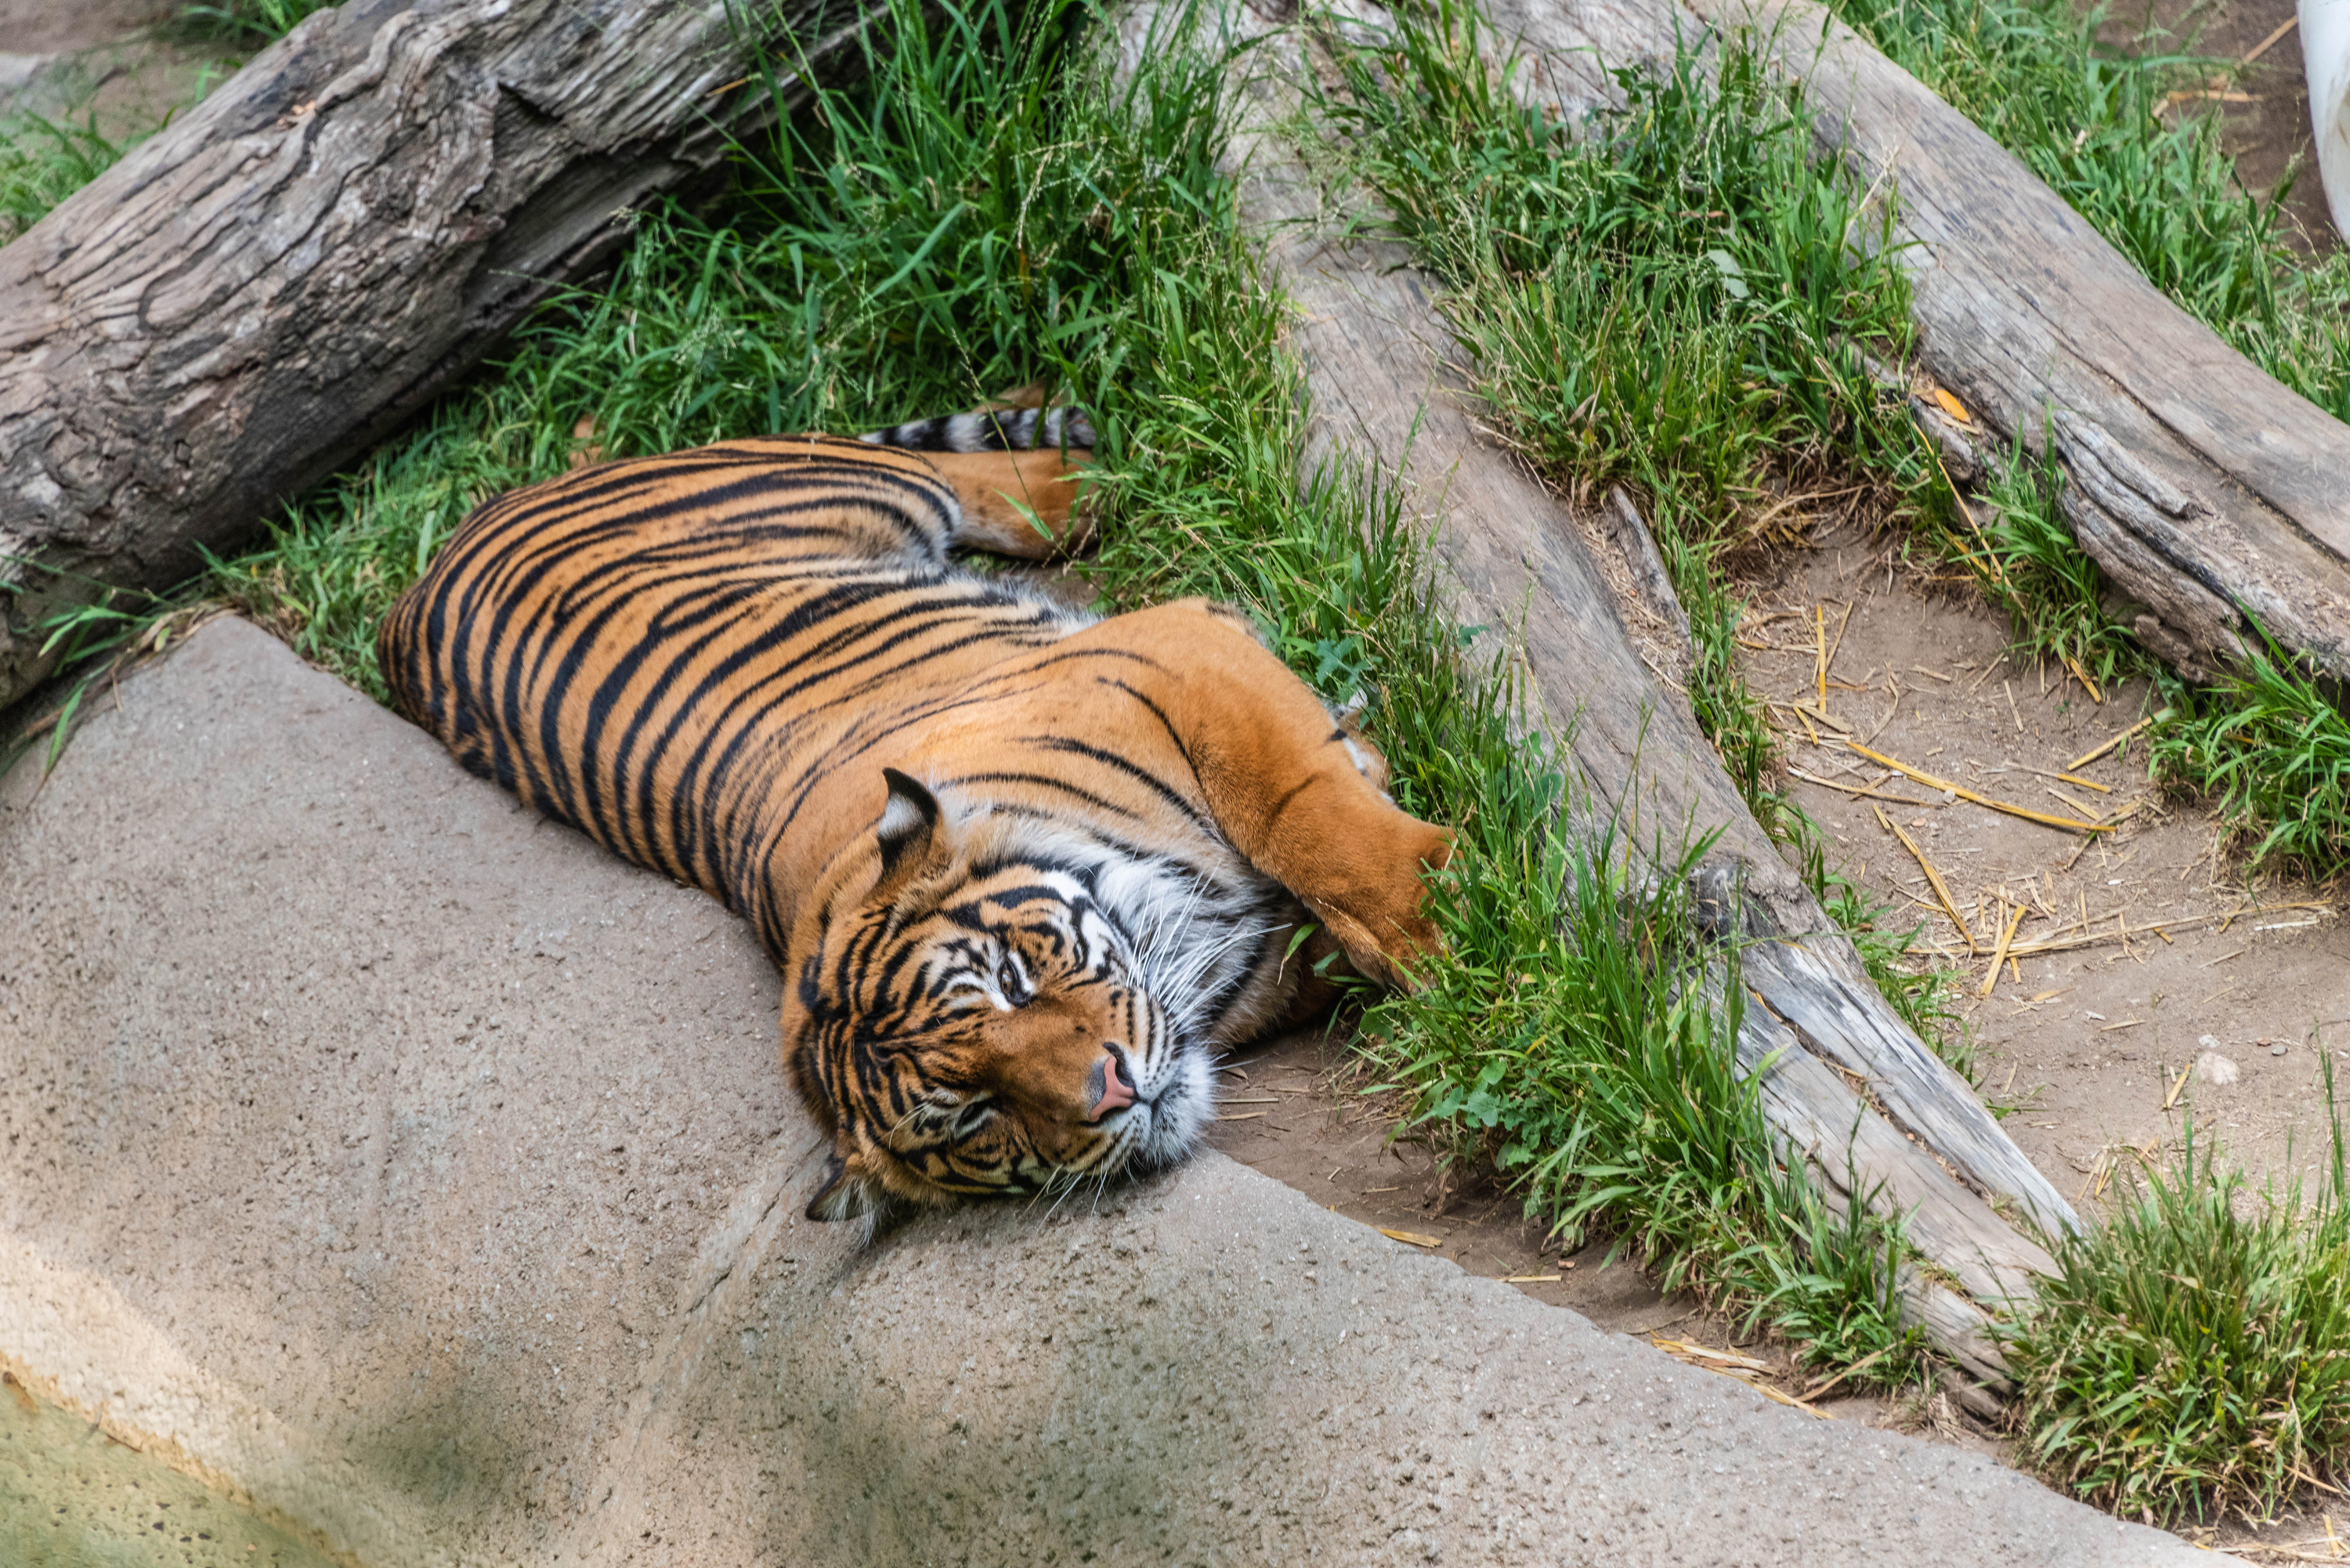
[2309, 0, 2350, 237]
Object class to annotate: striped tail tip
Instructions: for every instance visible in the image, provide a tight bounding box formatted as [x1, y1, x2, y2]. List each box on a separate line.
[858, 406, 1096, 453]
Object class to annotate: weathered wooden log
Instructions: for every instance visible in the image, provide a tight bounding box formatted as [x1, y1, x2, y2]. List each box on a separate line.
[0, 0, 877, 710]
[1195, 0, 2350, 1374]
[1100, 5, 2075, 1386]
[1477, 0, 2350, 688]
[1242, 155, 2051, 1388]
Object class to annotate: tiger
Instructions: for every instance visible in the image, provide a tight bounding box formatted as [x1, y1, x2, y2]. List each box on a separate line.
[377, 406, 1452, 1223]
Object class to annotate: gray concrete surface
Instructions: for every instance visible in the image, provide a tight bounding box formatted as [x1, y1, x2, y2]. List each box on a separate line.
[0, 618, 2212, 1566]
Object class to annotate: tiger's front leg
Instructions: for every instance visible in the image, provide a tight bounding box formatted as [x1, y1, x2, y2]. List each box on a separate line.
[1086, 599, 1454, 987]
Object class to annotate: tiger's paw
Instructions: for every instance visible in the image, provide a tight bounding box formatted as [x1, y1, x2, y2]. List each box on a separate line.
[1309, 822, 1453, 991]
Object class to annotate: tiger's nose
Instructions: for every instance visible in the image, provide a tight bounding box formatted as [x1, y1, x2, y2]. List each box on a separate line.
[1086, 1047, 1137, 1120]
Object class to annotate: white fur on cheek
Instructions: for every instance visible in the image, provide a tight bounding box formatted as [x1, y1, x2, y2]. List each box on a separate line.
[1142, 1040, 1215, 1165]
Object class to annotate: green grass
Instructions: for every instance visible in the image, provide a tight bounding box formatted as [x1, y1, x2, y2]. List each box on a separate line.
[1962, 434, 2143, 696]
[1313, 0, 1966, 1060]
[215, 0, 1233, 695]
[2152, 627, 2350, 871]
[1823, 0, 2350, 876]
[1319, 15, 1930, 551]
[2002, 1104, 2350, 1523]
[161, 0, 334, 50]
[0, 111, 133, 245]
[1359, 782, 1925, 1376]
[8, 0, 1918, 1381]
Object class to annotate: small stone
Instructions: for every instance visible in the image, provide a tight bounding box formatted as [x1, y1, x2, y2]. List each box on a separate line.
[2195, 1051, 2240, 1086]
[2272, 1044, 2290, 1057]
[2199, 1034, 2223, 1052]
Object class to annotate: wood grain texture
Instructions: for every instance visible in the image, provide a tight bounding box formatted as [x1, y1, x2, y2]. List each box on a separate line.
[0, 0, 877, 707]
[1148, 6, 2070, 1375]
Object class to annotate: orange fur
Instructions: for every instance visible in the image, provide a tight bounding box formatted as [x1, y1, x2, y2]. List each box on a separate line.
[379, 424, 1449, 1220]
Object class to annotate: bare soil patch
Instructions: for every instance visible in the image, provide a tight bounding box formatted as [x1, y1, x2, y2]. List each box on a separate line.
[1743, 522, 2345, 1205]
[1, 0, 218, 138]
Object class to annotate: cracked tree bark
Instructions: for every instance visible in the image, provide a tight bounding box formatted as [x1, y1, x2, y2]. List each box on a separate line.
[0, 0, 877, 710]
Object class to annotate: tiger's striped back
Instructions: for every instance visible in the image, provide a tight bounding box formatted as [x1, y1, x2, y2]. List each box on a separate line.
[378, 434, 1093, 959]
[381, 415, 1451, 1223]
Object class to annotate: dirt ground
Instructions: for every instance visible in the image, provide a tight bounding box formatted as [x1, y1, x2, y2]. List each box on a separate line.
[1745, 525, 2346, 1205]
[2104, 0, 2341, 253]
[0, 0, 220, 139]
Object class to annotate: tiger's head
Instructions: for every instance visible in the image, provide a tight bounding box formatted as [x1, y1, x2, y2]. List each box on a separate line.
[787, 769, 1216, 1223]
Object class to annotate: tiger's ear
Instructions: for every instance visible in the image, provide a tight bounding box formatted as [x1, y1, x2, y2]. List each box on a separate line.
[805, 1147, 884, 1223]
[869, 768, 953, 906]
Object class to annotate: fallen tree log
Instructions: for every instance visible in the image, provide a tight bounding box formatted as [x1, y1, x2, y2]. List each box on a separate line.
[1478, 0, 2350, 688]
[1097, 5, 2077, 1389]
[1238, 146, 2052, 1391]
[0, 0, 877, 710]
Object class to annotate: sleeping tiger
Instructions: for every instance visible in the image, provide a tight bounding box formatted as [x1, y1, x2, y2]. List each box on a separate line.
[378, 407, 1452, 1222]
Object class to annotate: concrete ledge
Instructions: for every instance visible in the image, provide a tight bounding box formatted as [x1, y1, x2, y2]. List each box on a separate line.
[0, 618, 2207, 1565]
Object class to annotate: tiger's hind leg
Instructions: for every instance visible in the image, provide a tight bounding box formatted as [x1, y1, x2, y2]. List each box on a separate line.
[861, 404, 1097, 560]
[926, 448, 1096, 560]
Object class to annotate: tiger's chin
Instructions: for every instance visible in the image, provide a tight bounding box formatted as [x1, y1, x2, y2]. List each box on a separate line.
[1112, 1036, 1217, 1178]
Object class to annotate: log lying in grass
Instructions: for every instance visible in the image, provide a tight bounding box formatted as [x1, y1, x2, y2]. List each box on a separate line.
[0, 0, 876, 710]
[1110, 7, 2073, 1386]
[1235, 143, 2052, 1389]
[1485, 0, 2350, 688]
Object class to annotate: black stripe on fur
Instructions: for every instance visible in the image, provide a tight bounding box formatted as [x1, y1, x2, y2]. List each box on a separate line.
[859, 406, 1096, 453]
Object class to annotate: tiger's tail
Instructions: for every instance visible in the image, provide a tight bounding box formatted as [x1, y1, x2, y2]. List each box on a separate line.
[859, 405, 1095, 453]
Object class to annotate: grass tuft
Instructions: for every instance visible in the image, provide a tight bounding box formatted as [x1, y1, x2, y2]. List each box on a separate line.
[208, 0, 1228, 695]
[161, 0, 335, 50]
[2002, 1101, 2350, 1523]
[2150, 629, 2350, 873]
[1314, 0, 1965, 1060]
[1360, 772, 1926, 1381]
[0, 111, 132, 245]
